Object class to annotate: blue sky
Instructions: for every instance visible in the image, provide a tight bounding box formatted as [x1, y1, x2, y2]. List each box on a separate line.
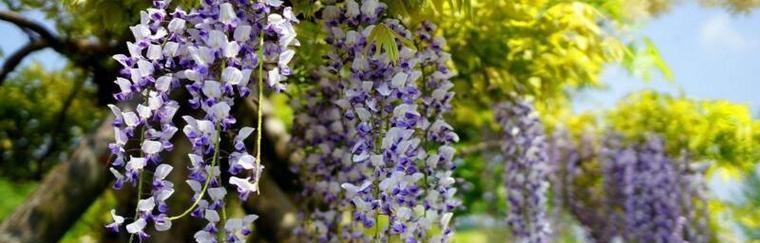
[574, 2, 760, 116]
[0, 10, 65, 71]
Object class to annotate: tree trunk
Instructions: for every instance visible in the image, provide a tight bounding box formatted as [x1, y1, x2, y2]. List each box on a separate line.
[0, 118, 113, 243]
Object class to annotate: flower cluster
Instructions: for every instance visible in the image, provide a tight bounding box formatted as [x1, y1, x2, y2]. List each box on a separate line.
[622, 135, 683, 242]
[105, 0, 297, 242]
[673, 151, 710, 243]
[291, 1, 459, 242]
[548, 130, 710, 243]
[495, 99, 550, 243]
[547, 128, 615, 241]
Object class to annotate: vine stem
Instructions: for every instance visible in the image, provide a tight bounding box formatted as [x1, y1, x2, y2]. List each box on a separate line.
[129, 102, 148, 243]
[254, 27, 265, 194]
[169, 124, 221, 221]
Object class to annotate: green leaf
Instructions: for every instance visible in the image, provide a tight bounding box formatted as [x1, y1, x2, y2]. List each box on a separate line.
[365, 24, 407, 64]
[643, 37, 674, 82]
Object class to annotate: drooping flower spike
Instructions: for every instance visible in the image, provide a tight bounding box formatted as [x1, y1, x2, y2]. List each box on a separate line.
[106, 0, 298, 242]
[495, 99, 551, 243]
[291, 1, 459, 242]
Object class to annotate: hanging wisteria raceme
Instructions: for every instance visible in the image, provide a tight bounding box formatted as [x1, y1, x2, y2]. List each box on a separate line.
[105, 0, 298, 242]
[626, 134, 684, 242]
[547, 128, 618, 242]
[548, 129, 710, 243]
[597, 133, 692, 242]
[599, 132, 637, 242]
[674, 151, 711, 243]
[413, 20, 459, 242]
[291, 1, 459, 242]
[290, 63, 352, 240]
[495, 99, 551, 243]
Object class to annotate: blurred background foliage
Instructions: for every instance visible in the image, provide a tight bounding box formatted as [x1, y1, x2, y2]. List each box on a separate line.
[0, 0, 758, 242]
[0, 63, 103, 179]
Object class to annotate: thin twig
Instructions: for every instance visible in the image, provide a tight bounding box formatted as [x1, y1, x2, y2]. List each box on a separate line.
[0, 39, 48, 84]
[459, 140, 502, 156]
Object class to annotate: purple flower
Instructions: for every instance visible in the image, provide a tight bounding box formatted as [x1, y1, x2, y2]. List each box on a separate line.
[106, 1, 297, 241]
[496, 99, 551, 243]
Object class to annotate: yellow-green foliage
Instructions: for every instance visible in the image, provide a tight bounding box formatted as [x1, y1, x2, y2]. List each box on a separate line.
[0, 64, 104, 178]
[421, 0, 627, 127]
[606, 91, 758, 172]
[444, 0, 624, 101]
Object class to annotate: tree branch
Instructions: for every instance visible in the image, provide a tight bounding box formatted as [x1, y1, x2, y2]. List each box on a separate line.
[0, 118, 113, 243]
[0, 11, 61, 47]
[459, 140, 502, 156]
[0, 39, 48, 84]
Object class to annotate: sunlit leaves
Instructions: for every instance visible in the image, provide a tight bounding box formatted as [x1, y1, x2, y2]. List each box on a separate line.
[365, 23, 413, 64]
[606, 91, 757, 171]
[622, 37, 674, 82]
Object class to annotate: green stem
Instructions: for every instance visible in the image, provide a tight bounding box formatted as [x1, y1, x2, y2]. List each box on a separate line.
[169, 125, 221, 221]
[128, 106, 149, 243]
[254, 28, 265, 194]
[128, 171, 144, 243]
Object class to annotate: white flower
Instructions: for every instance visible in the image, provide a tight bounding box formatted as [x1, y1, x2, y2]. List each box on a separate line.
[137, 60, 154, 78]
[440, 212, 453, 228]
[208, 30, 228, 49]
[154, 215, 172, 231]
[114, 128, 128, 146]
[115, 78, 132, 94]
[137, 198, 155, 212]
[234, 25, 252, 42]
[235, 127, 255, 143]
[202, 80, 222, 98]
[186, 180, 202, 193]
[205, 209, 220, 222]
[209, 102, 231, 121]
[391, 72, 408, 88]
[208, 187, 227, 202]
[126, 156, 147, 171]
[154, 164, 173, 180]
[127, 42, 141, 58]
[137, 104, 152, 120]
[341, 181, 371, 197]
[224, 41, 240, 58]
[126, 218, 146, 234]
[278, 49, 295, 68]
[188, 46, 215, 66]
[110, 209, 124, 225]
[167, 18, 185, 33]
[107, 104, 122, 118]
[346, 0, 360, 18]
[361, 0, 382, 17]
[267, 67, 284, 87]
[222, 67, 243, 85]
[155, 187, 174, 201]
[236, 154, 256, 169]
[188, 153, 204, 168]
[147, 44, 162, 60]
[155, 75, 172, 92]
[194, 230, 215, 243]
[376, 83, 391, 96]
[130, 24, 151, 40]
[265, 0, 283, 7]
[396, 207, 412, 221]
[355, 107, 371, 121]
[163, 41, 179, 57]
[229, 176, 258, 193]
[219, 3, 237, 24]
[141, 140, 163, 155]
[109, 168, 124, 180]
